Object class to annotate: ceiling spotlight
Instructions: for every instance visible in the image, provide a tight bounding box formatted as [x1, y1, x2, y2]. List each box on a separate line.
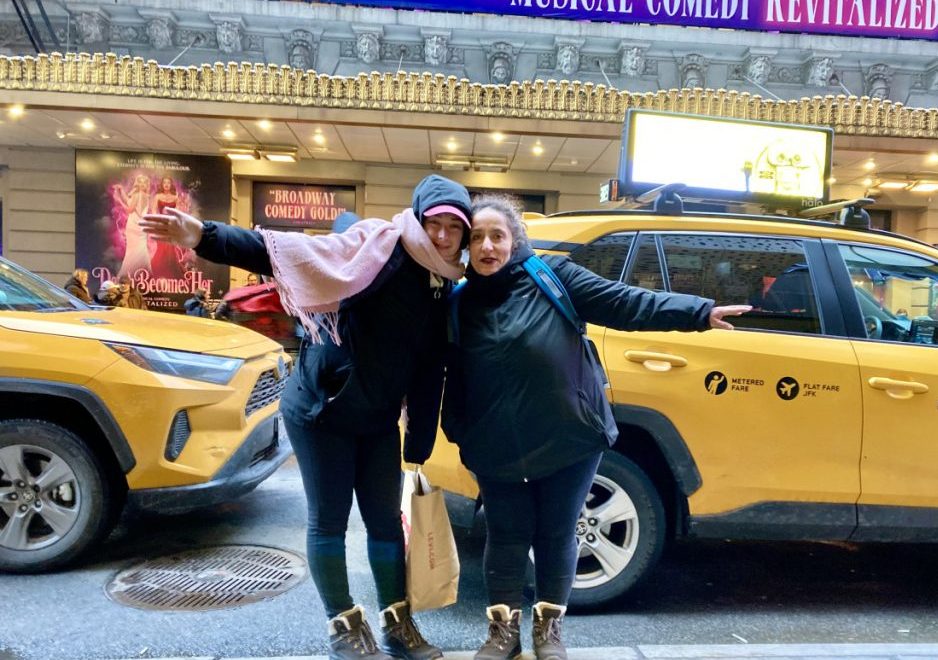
[863, 159, 876, 170]
[570, 159, 579, 166]
[532, 141, 544, 156]
[80, 118, 95, 131]
[862, 177, 874, 187]
[257, 119, 273, 131]
[446, 139, 458, 152]
[100, 132, 112, 140]
[827, 176, 837, 184]
[491, 131, 505, 143]
[222, 128, 236, 139]
[55, 129, 67, 139]
[7, 104, 24, 119]
[313, 131, 326, 146]
[928, 153, 938, 164]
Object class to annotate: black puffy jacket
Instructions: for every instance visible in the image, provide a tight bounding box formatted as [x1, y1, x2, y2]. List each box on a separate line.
[194, 175, 471, 459]
[439, 247, 714, 483]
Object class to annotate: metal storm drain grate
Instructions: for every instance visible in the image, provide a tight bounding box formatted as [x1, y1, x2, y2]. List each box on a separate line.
[106, 545, 306, 611]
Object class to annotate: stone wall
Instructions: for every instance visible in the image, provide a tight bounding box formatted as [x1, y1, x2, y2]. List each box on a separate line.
[0, 147, 75, 282]
[2, 0, 938, 106]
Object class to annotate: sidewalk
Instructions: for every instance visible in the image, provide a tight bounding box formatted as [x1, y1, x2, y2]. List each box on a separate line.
[114, 644, 938, 659]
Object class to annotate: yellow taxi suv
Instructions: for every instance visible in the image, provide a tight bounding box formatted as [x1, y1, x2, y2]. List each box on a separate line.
[0, 256, 291, 572]
[424, 110, 938, 608]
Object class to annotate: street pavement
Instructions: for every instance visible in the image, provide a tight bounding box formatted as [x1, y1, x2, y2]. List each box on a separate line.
[5, 458, 938, 660]
[93, 644, 938, 659]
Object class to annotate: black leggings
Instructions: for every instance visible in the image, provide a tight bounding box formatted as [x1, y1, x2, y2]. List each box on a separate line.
[283, 416, 406, 618]
[476, 452, 603, 609]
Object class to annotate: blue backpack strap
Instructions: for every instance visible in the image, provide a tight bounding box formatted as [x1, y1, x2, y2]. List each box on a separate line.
[522, 254, 584, 333]
[448, 280, 467, 345]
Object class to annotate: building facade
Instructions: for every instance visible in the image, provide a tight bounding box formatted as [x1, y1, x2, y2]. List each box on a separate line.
[1, 0, 937, 284]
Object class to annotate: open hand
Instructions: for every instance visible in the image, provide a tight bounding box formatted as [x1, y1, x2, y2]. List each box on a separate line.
[709, 305, 752, 330]
[139, 207, 204, 249]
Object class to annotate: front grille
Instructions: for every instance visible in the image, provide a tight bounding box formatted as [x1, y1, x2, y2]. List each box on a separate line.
[245, 369, 286, 417]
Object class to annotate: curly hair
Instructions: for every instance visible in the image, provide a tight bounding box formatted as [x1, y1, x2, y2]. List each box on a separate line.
[470, 194, 528, 252]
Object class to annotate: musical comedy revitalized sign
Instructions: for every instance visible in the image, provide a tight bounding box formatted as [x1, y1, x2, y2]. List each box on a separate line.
[317, 0, 938, 40]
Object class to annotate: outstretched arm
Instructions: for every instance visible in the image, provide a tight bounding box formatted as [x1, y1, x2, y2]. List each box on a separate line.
[549, 256, 749, 332]
[140, 207, 273, 276]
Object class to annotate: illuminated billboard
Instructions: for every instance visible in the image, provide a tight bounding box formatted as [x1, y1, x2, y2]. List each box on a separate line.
[618, 111, 833, 209]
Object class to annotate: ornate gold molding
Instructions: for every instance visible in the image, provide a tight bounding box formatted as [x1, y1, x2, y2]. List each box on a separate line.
[2, 52, 937, 138]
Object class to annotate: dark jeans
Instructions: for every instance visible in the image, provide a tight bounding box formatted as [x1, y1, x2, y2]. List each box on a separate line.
[283, 416, 406, 618]
[476, 452, 603, 609]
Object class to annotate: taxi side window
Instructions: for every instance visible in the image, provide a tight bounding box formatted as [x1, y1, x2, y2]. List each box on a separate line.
[629, 234, 666, 291]
[838, 243, 938, 345]
[570, 232, 634, 282]
[653, 233, 823, 335]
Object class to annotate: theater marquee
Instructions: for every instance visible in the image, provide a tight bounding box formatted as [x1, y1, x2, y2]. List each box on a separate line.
[252, 182, 357, 230]
[318, 0, 938, 40]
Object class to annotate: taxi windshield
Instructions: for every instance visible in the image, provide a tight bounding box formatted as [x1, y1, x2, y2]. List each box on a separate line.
[0, 258, 91, 312]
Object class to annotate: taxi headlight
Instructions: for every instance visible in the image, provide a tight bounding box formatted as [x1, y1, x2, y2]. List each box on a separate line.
[105, 343, 243, 385]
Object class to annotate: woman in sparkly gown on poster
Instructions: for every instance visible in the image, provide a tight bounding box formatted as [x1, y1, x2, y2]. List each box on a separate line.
[115, 174, 152, 278]
[149, 176, 193, 277]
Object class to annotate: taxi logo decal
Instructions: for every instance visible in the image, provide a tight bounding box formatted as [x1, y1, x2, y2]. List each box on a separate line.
[776, 377, 800, 400]
[704, 371, 727, 395]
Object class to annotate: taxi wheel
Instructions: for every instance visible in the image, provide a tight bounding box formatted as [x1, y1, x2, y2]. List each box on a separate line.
[567, 451, 666, 609]
[0, 419, 117, 573]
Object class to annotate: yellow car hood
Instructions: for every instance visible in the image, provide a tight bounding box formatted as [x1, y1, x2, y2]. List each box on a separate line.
[0, 308, 277, 355]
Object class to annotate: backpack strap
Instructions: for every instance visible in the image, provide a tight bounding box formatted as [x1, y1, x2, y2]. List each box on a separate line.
[522, 254, 585, 333]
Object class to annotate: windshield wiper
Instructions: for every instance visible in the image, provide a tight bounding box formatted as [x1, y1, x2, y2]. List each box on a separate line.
[34, 306, 80, 313]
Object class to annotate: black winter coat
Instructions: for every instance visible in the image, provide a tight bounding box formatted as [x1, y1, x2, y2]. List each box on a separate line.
[193, 175, 470, 460]
[440, 247, 714, 483]
[195, 223, 449, 458]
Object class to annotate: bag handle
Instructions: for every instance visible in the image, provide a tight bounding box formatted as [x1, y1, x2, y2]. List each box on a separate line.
[411, 466, 432, 497]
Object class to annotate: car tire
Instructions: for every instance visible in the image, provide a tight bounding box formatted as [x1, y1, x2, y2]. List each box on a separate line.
[567, 451, 666, 609]
[0, 419, 118, 573]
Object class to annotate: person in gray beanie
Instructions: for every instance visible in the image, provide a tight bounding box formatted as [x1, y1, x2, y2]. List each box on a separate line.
[141, 175, 471, 660]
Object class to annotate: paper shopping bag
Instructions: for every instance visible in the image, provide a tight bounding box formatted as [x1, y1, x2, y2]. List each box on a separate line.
[401, 469, 460, 612]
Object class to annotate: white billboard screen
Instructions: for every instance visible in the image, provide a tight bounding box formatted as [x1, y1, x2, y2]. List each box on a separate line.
[620, 111, 832, 208]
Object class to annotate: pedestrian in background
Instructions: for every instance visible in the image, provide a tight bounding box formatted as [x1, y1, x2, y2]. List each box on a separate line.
[140, 175, 471, 660]
[433, 195, 749, 660]
[94, 280, 119, 306]
[115, 275, 148, 310]
[64, 268, 92, 303]
[184, 287, 212, 318]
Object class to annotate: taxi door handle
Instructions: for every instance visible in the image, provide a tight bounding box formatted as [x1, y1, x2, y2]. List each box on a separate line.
[867, 377, 929, 400]
[625, 350, 688, 372]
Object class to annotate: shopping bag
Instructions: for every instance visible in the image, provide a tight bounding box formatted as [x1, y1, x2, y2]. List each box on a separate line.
[401, 469, 460, 612]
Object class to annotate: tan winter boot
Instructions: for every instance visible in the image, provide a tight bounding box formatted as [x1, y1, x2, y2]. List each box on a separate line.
[532, 601, 567, 660]
[328, 605, 394, 659]
[378, 600, 443, 659]
[474, 604, 522, 660]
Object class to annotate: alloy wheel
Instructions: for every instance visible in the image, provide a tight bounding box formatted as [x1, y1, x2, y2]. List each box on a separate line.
[0, 444, 82, 551]
[574, 474, 640, 589]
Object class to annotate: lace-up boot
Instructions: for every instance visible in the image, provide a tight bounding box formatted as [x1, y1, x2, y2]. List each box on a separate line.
[474, 604, 522, 660]
[328, 605, 394, 659]
[378, 601, 443, 659]
[532, 601, 567, 660]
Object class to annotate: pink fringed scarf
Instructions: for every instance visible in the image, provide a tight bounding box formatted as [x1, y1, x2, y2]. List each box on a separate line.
[260, 208, 463, 344]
